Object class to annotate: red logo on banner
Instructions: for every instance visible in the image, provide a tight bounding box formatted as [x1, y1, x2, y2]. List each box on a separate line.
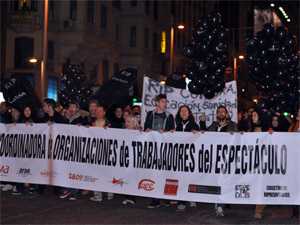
[0, 165, 9, 174]
[113, 177, 123, 184]
[138, 179, 155, 191]
[164, 179, 179, 196]
[69, 173, 83, 180]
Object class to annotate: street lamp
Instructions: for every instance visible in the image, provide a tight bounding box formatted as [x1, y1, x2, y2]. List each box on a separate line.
[170, 15, 184, 75]
[234, 55, 244, 80]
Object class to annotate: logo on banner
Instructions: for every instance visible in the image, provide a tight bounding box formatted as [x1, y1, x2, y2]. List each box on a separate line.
[40, 170, 58, 178]
[188, 184, 221, 195]
[138, 179, 155, 191]
[109, 177, 128, 187]
[68, 173, 99, 183]
[0, 165, 10, 176]
[17, 168, 32, 177]
[164, 179, 179, 196]
[235, 185, 250, 198]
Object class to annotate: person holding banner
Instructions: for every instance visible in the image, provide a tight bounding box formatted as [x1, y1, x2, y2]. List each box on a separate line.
[1, 107, 22, 192]
[41, 98, 65, 124]
[250, 108, 270, 219]
[39, 98, 65, 195]
[122, 113, 141, 206]
[288, 108, 300, 219]
[90, 105, 114, 202]
[12, 105, 38, 195]
[82, 99, 99, 126]
[201, 106, 238, 216]
[174, 105, 199, 211]
[59, 101, 84, 201]
[144, 94, 175, 208]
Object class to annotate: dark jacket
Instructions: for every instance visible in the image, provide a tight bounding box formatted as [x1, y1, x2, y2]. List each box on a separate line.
[65, 112, 84, 125]
[144, 110, 174, 131]
[207, 121, 239, 132]
[176, 120, 199, 132]
[41, 111, 65, 123]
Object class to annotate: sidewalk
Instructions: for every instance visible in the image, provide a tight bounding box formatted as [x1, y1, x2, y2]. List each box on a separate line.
[1, 190, 299, 224]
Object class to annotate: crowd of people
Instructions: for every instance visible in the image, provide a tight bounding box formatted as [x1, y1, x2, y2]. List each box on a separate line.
[0, 94, 299, 219]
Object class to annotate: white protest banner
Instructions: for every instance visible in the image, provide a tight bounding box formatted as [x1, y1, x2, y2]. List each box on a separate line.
[0, 123, 51, 184]
[1, 123, 299, 205]
[141, 77, 237, 128]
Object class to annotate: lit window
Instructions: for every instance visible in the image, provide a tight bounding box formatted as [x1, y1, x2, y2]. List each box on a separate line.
[47, 76, 58, 101]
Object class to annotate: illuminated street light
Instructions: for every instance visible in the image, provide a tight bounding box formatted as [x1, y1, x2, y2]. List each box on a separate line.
[253, 99, 258, 103]
[238, 55, 244, 60]
[160, 80, 166, 85]
[270, 3, 275, 7]
[29, 58, 38, 63]
[170, 15, 185, 74]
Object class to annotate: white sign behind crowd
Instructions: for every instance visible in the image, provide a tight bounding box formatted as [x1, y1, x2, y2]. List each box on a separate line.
[1, 123, 299, 205]
[141, 77, 237, 129]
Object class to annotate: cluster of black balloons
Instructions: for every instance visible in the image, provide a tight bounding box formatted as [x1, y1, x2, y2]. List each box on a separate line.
[184, 11, 229, 99]
[58, 64, 93, 108]
[246, 23, 299, 113]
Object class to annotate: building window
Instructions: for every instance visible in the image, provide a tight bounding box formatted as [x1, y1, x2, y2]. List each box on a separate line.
[31, 0, 38, 12]
[49, 0, 54, 18]
[153, 32, 157, 52]
[87, 0, 94, 24]
[14, 37, 34, 69]
[114, 63, 119, 75]
[47, 77, 58, 101]
[130, 26, 136, 47]
[131, 1, 137, 7]
[112, 0, 121, 9]
[70, 0, 77, 20]
[48, 40, 54, 60]
[153, 1, 158, 20]
[10, 0, 19, 11]
[116, 24, 119, 41]
[103, 60, 109, 83]
[90, 65, 98, 81]
[101, 5, 107, 29]
[171, 1, 176, 16]
[145, 0, 150, 15]
[144, 28, 149, 48]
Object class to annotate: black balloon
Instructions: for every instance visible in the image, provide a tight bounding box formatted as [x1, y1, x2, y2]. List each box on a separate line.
[246, 53, 257, 65]
[197, 42, 210, 56]
[271, 79, 282, 90]
[215, 65, 225, 76]
[194, 78, 205, 91]
[262, 72, 273, 84]
[208, 11, 221, 29]
[257, 99, 268, 110]
[186, 67, 198, 80]
[184, 43, 195, 58]
[206, 30, 216, 43]
[196, 61, 208, 74]
[275, 52, 287, 68]
[193, 26, 207, 41]
[203, 86, 215, 99]
[213, 80, 225, 92]
[257, 38, 268, 50]
[283, 34, 296, 51]
[217, 27, 229, 43]
[245, 37, 257, 52]
[275, 69, 286, 79]
[212, 43, 228, 56]
[209, 58, 220, 71]
[267, 40, 280, 52]
[199, 16, 209, 29]
[219, 55, 228, 67]
[275, 26, 288, 43]
[188, 81, 202, 94]
[262, 23, 274, 39]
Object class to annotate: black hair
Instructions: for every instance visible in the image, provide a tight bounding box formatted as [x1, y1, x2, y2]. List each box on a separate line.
[43, 98, 56, 110]
[155, 94, 167, 102]
[175, 105, 195, 125]
[217, 105, 228, 114]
